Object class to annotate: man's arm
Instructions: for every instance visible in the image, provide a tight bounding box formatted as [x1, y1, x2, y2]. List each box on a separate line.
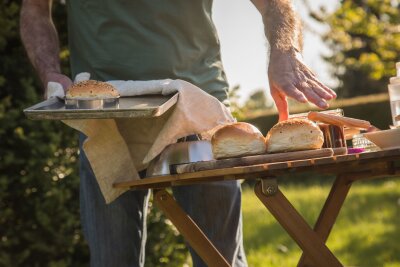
[20, 0, 72, 96]
[251, 0, 336, 121]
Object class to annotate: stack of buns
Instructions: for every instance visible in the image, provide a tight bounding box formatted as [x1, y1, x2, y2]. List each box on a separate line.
[210, 118, 324, 159]
[66, 80, 119, 99]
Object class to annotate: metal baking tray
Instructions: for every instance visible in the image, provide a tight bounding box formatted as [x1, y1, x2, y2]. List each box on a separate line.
[24, 93, 178, 120]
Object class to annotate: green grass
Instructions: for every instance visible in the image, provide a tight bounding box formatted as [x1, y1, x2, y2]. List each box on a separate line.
[241, 178, 400, 267]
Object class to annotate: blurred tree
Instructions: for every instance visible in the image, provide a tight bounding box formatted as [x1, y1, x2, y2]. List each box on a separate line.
[242, 89, 273, 112]
[146, 201, 188, 267]
[228, 84, 246, 120]
[0, 1, 186, 266]
[228, 86, 275, 120]
[306, 0, 400, 98]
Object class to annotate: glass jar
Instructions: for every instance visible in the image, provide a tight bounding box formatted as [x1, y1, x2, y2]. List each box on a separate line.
[352, 133, 380, 152]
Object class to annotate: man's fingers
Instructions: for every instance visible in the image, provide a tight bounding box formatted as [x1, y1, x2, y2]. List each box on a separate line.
[299, 83, 329, 109]
[300, 65, 337, 100]
[60, 78, 73, 92]
[271, 87, 289, 121]
[277, 83, 308, 103]
[44, 72, 73, 93]
[275, 96, 289, 122]
[307, 79, 334, 100]
[308, 76, 336, 99]
[303, 69, 336, 99]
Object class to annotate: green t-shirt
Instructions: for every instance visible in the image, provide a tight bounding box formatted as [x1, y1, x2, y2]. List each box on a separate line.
[67, 0, 229, 102]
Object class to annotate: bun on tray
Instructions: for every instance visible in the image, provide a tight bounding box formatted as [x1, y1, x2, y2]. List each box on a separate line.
[66, 80, 119, 99]
[266, 118, 323, 153]
[211, 122, 267, 159]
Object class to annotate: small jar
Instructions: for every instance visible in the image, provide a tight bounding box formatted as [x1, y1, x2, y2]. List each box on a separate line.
[319, 123, 346, 148]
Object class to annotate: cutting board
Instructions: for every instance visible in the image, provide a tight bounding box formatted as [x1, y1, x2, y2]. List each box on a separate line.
[171, 148, 334, 174]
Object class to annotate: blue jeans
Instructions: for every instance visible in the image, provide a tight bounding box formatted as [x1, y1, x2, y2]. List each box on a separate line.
[79, 135, 247, 267]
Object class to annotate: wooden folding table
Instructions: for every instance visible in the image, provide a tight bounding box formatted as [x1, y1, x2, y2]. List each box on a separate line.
[114, 148, 400, 267]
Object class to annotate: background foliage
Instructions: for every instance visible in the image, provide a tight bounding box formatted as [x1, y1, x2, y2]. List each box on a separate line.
[0, 1, 186, 266]
[311, 0, 400, 98]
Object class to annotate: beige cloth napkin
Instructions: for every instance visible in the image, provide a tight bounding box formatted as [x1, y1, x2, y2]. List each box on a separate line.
[48, 75, 234, 203]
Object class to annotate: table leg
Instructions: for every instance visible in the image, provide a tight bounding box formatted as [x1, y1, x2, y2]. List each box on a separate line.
[297, 175, 352, 267]
[254, 181, 343, 267]
[153, 189, 231, 267]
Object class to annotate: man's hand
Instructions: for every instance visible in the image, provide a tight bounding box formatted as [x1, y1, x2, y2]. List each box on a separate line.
[250, 0, 336, 121]
[43, 72, 73, 99]
[268, 48, 336, 121]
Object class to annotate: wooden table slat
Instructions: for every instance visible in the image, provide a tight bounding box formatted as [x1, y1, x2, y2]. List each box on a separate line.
[113, 149, 400, 189]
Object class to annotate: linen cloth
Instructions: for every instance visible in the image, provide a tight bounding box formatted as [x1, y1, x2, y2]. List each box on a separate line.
[47, 74, 234, 203]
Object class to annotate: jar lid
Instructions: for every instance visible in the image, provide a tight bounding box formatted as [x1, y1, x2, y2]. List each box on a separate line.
[353, 133, 365, 138]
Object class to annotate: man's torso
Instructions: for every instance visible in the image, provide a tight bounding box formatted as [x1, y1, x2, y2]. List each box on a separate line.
[67, 0, 229, 102]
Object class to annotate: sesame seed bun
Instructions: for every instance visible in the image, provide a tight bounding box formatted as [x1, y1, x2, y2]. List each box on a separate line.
[266, 118, 324, 153]
[66, 80, 119, 99]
